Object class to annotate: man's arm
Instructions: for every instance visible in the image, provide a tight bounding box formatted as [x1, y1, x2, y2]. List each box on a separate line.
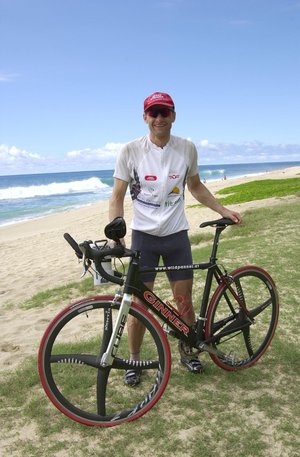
[187, 174, 242, 223]
[109, 178, 128, 221]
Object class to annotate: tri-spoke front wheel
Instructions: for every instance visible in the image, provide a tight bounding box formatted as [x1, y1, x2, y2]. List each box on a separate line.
[38, 296, 171, 426]
[205, 266, 279, 370]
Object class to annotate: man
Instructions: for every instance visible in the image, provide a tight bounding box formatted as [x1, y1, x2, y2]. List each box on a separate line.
[109, 92, 242, 386]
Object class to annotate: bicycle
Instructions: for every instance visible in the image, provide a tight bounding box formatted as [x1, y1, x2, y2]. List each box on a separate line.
[38, 217, 279, 427]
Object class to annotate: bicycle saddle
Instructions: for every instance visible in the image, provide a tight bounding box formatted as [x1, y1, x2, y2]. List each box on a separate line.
[200, 218, 236, 228]
[104, 217, 127, 241]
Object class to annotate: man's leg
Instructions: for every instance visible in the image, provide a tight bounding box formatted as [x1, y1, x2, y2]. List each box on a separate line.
[170, 278, 204, 374]
[127, 281, 154, 354]
[124, 279, 154, 386]
[170, 278, 195, 325]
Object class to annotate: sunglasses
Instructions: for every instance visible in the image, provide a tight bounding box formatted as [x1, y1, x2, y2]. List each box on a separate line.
[145, 107, 174, 118]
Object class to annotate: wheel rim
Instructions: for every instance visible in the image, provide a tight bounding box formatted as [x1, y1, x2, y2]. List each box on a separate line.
[205, 267, 279, 370]
[38, 299, 171, 426]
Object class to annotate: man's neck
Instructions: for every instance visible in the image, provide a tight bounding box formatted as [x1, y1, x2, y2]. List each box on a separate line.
[149, 133, 171, 148]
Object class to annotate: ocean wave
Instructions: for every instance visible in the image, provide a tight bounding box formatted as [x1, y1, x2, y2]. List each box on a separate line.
[201, 168, 225, 176]
[0, 177, 110, 200]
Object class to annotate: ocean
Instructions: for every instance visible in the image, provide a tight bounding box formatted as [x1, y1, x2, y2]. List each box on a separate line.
[1, 161, 299, 227]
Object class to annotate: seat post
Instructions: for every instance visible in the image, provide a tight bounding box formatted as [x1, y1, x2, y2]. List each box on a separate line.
[209, 226, 226, 263]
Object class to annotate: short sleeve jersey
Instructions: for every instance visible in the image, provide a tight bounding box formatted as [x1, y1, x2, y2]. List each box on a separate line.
[113, 134, 199, 236]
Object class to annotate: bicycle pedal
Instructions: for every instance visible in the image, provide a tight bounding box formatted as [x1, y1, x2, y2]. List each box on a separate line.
[178, 341, 201, 358]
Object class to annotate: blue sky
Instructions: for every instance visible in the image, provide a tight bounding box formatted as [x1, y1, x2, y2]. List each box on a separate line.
[1, 0, 300, 175]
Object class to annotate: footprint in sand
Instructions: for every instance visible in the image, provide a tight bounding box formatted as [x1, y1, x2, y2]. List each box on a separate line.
[0, 343, 20, 352]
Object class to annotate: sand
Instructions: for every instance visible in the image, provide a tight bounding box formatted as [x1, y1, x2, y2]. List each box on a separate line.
[0, 165, 299, 371]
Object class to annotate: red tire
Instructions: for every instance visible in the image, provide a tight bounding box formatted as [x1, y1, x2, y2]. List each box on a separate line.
[38, 296, 171, 426]
[205, 266, 279, 371]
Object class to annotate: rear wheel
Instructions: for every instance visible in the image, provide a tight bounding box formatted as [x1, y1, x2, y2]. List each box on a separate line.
[205, 266, 279, 370]
[38, 296, 171, 426]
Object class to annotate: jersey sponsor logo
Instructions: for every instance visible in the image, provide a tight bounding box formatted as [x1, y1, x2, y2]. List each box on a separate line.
[165, 197, 181, 207]
[145, 175, 157, 181]
[170, 186, 180, 194]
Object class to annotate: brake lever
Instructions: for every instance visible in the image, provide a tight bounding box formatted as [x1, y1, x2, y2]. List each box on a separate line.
[80, 252, 92, 278]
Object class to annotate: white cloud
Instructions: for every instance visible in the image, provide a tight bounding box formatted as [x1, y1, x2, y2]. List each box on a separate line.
[0, 144, 43, 168]
[0, 142, 125, 175]
[67, 142, 124, 168]
[1, 141, 299, 175]
[200, 139, 209, 147]
[196, 140, 300, 164]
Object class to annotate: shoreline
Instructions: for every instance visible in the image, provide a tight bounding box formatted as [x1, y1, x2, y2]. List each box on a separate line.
[0, 201, 98, 229]
[0, 171, 263, 229]
[1, 161, 299, 228]
[0, 170, 284, 229]
[0, 165, 299, 371]
[0, 165, 299, 303]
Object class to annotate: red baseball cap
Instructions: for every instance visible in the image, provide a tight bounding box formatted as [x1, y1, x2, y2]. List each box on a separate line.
[144, 92, 175, 111]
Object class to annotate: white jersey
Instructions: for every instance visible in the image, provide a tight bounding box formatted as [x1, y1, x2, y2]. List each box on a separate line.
[113, 134, 199, 236]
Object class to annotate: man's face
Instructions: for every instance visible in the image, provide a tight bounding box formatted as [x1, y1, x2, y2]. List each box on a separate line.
[143, 105, 176, 140]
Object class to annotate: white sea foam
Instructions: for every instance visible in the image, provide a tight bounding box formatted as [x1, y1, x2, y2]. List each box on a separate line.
[201, 168, 225, 176]
[0, 177, 109, 200]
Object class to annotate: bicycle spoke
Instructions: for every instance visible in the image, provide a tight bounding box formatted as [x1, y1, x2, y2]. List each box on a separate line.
[211, 311, 251, 343]
[97, 368, 110, 416]
[50, 353, 99, 368]
[112, 357, 160, 370]
[242, 325, 254, 357]
[249, 298, 273, 318]
[235, 278, 246, 307]
[100, 307, 113, 356]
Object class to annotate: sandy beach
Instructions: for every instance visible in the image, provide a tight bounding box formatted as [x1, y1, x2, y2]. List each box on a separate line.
[0, 165, 299, 370]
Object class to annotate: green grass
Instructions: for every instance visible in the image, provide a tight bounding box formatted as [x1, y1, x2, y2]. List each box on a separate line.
[216, 177, 300, 204]
[1, 199, 300, 456]
[19, 278, 95, 310]
[188, 177, 300, 208]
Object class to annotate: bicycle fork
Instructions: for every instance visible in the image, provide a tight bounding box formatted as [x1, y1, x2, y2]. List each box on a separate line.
[100, 293, 132, 367]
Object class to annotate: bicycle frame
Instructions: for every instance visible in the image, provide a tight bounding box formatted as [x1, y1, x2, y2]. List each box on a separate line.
[100, 224, 238, 367]
[39, 218, 280, 426]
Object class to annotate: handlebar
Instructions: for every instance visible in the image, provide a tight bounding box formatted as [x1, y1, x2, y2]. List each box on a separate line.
[63, 233, 83, 259]
[80, 241, 128, 285]
[64, 217, 236, 286]
[63, 232, 134, 286]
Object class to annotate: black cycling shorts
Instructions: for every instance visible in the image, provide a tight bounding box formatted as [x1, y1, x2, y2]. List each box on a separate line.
[131, 229, 193, 283]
